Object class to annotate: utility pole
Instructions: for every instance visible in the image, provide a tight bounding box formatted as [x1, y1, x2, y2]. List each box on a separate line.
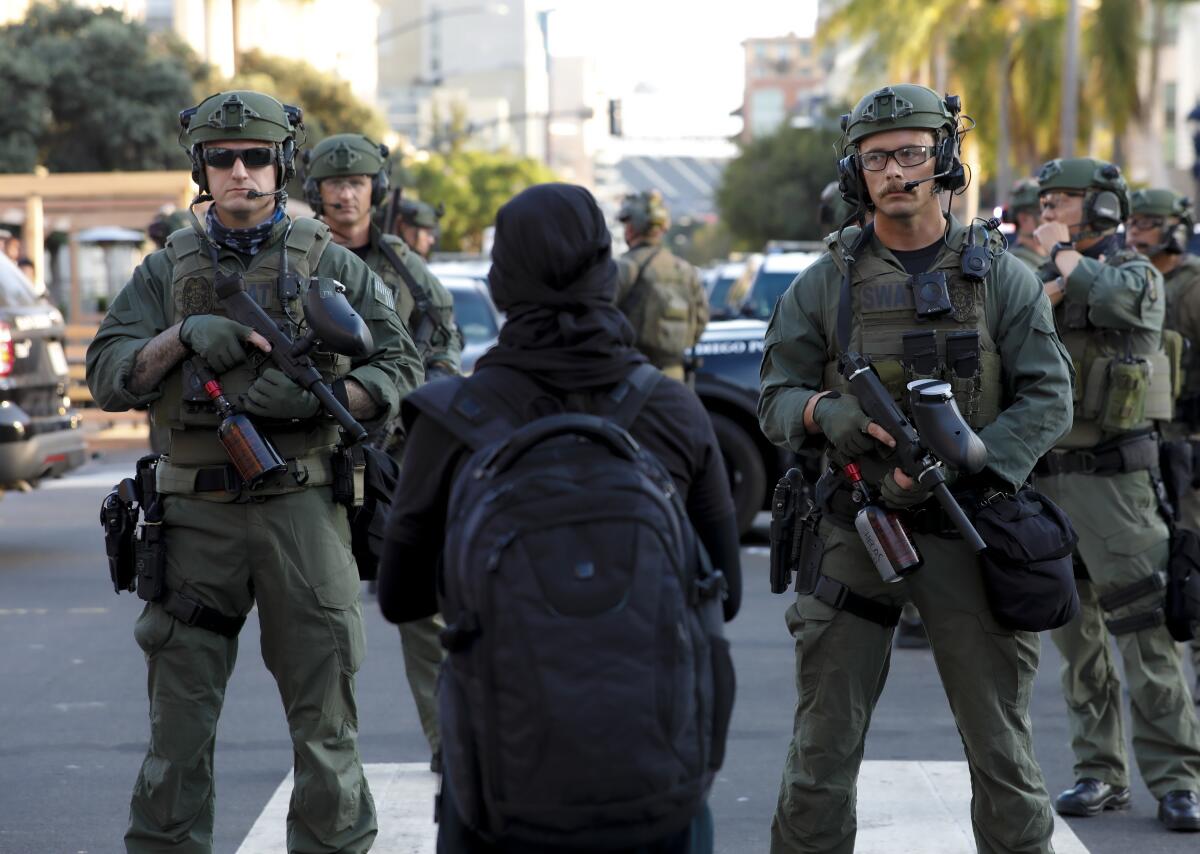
[1060, 0, 1080, 157]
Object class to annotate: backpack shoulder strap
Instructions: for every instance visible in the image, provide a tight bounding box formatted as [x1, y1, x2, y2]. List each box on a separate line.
[403, 372, 522, 451]
[618, 246, 665, 314]
[601, 363, 662, 430]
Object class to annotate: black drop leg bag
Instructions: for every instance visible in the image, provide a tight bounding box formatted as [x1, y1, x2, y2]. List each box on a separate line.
[970, 488, 1080, 632]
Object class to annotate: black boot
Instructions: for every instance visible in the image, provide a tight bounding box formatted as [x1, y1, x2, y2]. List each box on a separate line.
[1054, 778, 1132, 817]
[1158, 791, 1200, 831]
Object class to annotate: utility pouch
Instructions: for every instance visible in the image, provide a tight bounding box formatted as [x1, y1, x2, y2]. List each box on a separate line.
[970, 488, 1080, 632]
[909, 272, 953, 320]
[332, 444, 366, 508]
[945, 330, 983, 426]
[100, 477, 140, 593]
[901, 331, 939, 381]
[133, 455, 166, 603]
[769, 468, 824, 594]
[134, 519, 167, 603]
[1099, 357, 1150, 432]
[1064, 297, 1090, 330]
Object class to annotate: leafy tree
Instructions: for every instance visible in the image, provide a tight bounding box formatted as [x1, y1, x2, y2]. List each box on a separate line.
[228, 50, 388, 145]
[0, 1, 195, 172]
[405, 148, 557, 252]
[716, 124, 842, 250]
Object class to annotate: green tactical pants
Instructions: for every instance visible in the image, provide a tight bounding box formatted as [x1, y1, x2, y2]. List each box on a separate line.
[771, 520, 1055, 854]
[1037, 469, 1200, 797]
[125, 487, 377, 854]
[399, 614, 445, 755]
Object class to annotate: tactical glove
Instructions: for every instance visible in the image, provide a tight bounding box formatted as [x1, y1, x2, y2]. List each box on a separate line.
[879, 467, 956, 509]
[242, 368, 320, 420]
[812, 392, 877, 459]
[179, 315, 254, 374]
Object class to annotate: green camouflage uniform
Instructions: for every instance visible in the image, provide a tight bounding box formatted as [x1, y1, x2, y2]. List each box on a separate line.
[1032, 161, 1200, 800]
[759, 215, 1072, 854]
[86, 91, 423, 854]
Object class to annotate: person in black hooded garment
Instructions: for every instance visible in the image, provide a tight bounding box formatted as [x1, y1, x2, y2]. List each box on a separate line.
[376, 183, 740, 853]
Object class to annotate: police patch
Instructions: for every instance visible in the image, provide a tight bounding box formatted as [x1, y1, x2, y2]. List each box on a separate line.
[179, 276, 215, 317]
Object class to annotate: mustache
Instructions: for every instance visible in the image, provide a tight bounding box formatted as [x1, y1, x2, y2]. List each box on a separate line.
[882, 182, 915, 195]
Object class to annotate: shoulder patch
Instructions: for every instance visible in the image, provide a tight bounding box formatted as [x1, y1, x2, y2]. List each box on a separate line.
[372, 274, 396, 310]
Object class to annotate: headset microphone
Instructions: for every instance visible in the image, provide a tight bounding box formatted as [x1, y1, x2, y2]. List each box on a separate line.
[245, 188, 288, 200]
[903, 170, 952, 192]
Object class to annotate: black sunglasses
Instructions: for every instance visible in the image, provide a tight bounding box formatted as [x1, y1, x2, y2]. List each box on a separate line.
[202, 146, 278, 170]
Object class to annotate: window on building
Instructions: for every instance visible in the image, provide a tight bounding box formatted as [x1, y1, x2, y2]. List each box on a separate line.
[751, 88, 786, 137]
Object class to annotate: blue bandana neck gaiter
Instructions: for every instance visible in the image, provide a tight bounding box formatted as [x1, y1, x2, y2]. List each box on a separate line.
[206, 204, 285, 256]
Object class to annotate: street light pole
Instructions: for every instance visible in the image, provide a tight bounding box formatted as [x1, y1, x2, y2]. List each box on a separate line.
[1060, 0, 1080, 158]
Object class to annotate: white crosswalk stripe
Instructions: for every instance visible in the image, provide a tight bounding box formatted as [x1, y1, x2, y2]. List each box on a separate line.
[236, 761, 1089, 852]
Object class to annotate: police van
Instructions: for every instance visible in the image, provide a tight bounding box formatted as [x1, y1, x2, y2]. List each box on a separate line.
[690, 250, 821, 534]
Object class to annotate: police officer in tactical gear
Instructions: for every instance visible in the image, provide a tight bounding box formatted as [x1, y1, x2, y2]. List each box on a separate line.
[760, 83, 1073, 854]
[302, 131, 461, 771]
[86, 90, 423, 852]
[395, 198, 443, 261]
[1127, 189, 1200, 705]
[1004, 178, 1046, 270]
[615, 190, 708, 381]
[1033, 159, 1200, 831]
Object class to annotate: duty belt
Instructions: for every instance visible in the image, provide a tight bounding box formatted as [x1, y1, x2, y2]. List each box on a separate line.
[1034, 431, 1158, 477]
[156, 450, 336, 496]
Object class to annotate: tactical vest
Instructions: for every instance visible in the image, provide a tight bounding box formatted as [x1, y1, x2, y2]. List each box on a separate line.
[821, 229, 1003, 437]
[155, 219, 349, 466]
[1165, 255, 1200, 402]
[619, 243, 695, 369]
[1055, 247, 1175, 449]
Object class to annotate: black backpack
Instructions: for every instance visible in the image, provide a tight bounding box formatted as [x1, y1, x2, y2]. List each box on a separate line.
[407, 364, 734, 848]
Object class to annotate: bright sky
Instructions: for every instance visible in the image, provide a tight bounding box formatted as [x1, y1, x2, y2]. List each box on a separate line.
[548, 1, 819, 139]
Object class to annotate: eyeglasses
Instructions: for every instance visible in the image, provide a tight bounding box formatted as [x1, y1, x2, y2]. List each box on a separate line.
[202, 147, 278, 170]
[1039, 191, 1085, 212]
[1129, 215, 1166, 231]
[858, 145, 936, 172]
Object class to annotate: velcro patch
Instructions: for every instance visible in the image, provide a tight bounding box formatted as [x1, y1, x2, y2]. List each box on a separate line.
[372, 275, 396, 311]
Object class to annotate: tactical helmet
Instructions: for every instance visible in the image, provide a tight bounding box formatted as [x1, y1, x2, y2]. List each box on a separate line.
[147, 209, 191, 249]
[398, 199, 443, 230]
[841, 84, 960, 147]
[1036, 157, 1130, 226]
[618, 190, 670, 235]
[819, 180, 858, 230]
[178, 90, 304, 192]
[837, 84, 966, 208]
[1010, 179, 1041, 212]
[301, 133, 390, 213]
[1130, 188, 1195, 254]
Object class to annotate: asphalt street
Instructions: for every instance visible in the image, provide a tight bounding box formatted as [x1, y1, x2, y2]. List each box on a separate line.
[2, 448, 1198, 853]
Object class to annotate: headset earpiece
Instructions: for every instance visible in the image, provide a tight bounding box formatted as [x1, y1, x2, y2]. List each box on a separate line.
[1086, 190, 1123, 232]
[837, 153, 870, 211]
[189, 143, 207, 193]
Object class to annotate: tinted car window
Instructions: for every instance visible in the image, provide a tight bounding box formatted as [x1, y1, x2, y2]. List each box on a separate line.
[743, 271, 797, 320]
[446, 283, 499, 344]
[0, 256, 38, 308]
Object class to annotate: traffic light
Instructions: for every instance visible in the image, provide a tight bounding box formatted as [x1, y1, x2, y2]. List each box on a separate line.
[608, 99, 623, 137]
